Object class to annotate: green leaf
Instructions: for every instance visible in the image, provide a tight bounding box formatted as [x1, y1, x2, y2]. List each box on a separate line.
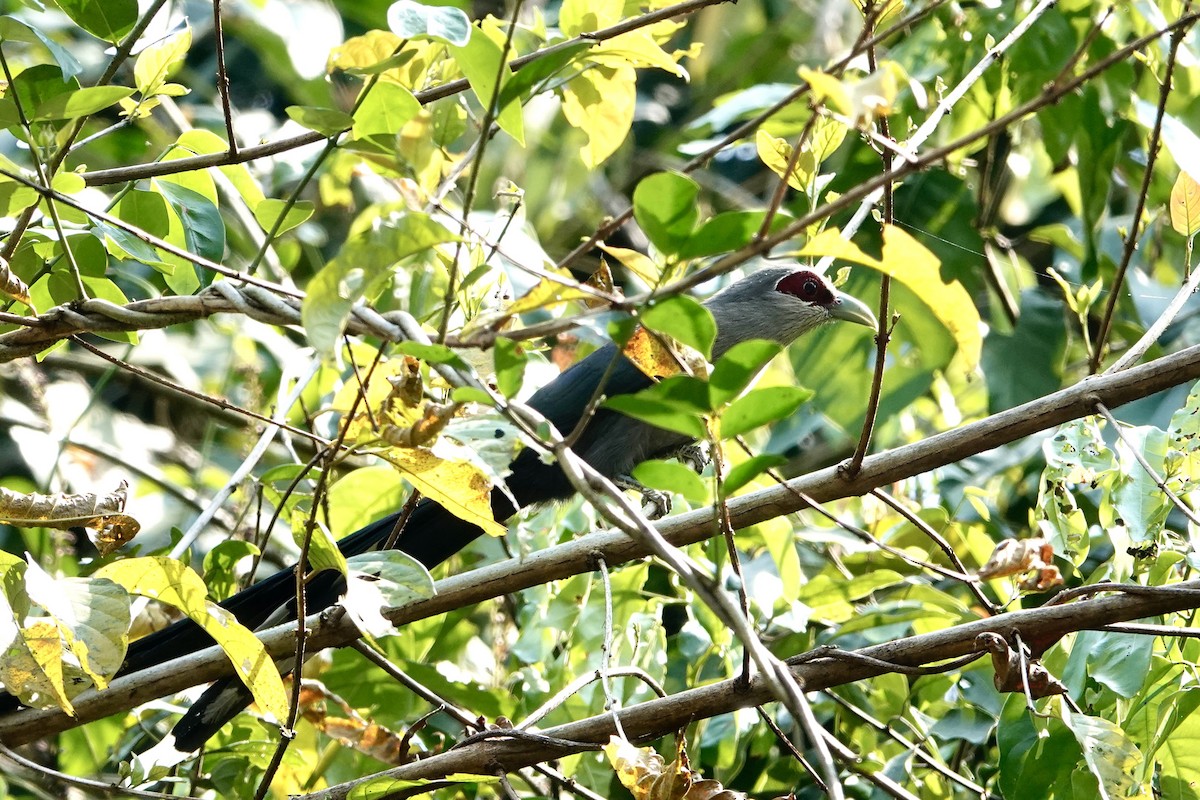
[286, 105, 354, 137]
[1156, 690, 1200, 799]
[253, 198, 314, 236]
[1111, 426, 1172, 544]
[604, 375, 710, 438]
[50, 171, 85, 194]
[202, 540, 261, 602]
[0, 17, 83, 80]
[0, 176, 39, 217]
[981, 289, 1065, 413]
[641, 295, 716, 359]
[603, 395, 705, 438]
[720, 385, 813, 439]
[303, 214, 456, 360]
[497, 41, 590, 109]
[708, 339, 783, 407]
[449, 29, 524, 146]
[105, 189, 172, 268]
[155, 180, 225, 262]
[493, 338, 525, 399]
[53, 0, 137, 42]
[386, 0, 471, 45]
[291, 512, 347, 576]
[723, 454, 787, 494]
[342, 551, 436, 637]
[677, 211, 792, 260]
[0, 98, 20, 130]
[632, 172, 700, 256]
[10, 64, 75, 125]
[395, 341, 468, 367]
[451, 386, 493, 404]
[1061, 705, 1142, 800]
[32, 85, 132, 121]
[348, 773, 498, 799]
[351, 81, 421, 147]
[632, 459, 707, 504]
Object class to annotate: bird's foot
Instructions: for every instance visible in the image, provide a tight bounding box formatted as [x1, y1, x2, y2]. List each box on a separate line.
[615, 475, 672, 519]
[676, 442, 710, 474]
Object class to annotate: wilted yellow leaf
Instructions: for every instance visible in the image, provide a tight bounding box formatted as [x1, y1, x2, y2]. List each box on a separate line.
[597, 245, 664, 287]
[0, 483, 141, 555]
[377, 440, 506, 537]
[504, 273, 597, 315]
[623, 326, 686, 380]
[1171, 171, 1200, 237]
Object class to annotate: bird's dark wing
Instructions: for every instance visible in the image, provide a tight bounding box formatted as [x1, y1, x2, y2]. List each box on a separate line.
[0, 343, 662, 734]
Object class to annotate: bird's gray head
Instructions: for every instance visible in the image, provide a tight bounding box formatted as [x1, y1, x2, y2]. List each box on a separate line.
[706, 267, 877, 357]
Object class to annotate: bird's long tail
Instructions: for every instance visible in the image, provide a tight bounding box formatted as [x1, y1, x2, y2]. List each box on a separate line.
[140, 490, 518, 750]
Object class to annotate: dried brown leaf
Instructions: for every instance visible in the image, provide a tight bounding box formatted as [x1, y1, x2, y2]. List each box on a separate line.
[0, 482, 141, 554]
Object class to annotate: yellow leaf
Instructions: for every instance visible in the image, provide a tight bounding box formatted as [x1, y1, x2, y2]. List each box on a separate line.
[755, 130, 809, 191]
[1171, 171, 1200, 237]
[810, 115, 848, 162]
[95, 557, 290, 723]
[562, 65, 635, 168]
[592, 31, 687, 78]
[796, 226, 982, 370]
[622, 326, 685, 380]
[798, 67, 851, 115]
[327, 29, 402, 73]
[134, 26, 191, 97]
[377, 441, 506, 537]
[794, 227, 882, 267]
[558, 0, 622, 36]
[879, 225, 982, 370]
[504, 273, 596, 315]
[800, 62, 906, 126]
[850, 0, 905, 26]
[597, 244, 664, 287]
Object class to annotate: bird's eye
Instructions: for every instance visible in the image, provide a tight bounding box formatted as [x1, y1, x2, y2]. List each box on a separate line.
[776, 270, 833, 304]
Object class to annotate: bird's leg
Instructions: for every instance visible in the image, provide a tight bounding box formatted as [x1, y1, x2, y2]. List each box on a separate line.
[675, 442, 710, 474]
[613, 475, 672, 519]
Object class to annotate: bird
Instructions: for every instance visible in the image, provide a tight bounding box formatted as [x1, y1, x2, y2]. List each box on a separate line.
[0, 266, 876, 753]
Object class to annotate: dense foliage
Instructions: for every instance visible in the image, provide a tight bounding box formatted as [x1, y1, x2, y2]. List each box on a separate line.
[2, 0, 1200, 798]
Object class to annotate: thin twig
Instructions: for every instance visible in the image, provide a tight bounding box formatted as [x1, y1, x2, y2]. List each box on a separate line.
[1091, 1, 1195, 372]
[213, 0, 238, 157]
[1095, 401, 1200, 526]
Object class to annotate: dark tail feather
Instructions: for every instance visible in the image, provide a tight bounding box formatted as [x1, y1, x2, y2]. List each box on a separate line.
[0, 446, 568, 742]
[168, 489, 522, 750]
[126, 491, 502, 676]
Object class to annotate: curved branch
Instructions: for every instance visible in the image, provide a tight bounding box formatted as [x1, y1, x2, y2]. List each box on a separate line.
[301, 581, 1200, 798]
[2, 340, 1198, 745]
